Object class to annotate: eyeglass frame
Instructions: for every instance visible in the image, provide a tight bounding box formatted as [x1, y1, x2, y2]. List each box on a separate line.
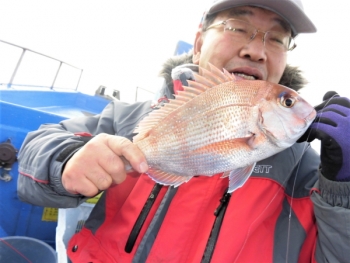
[205, 18, 297, 53]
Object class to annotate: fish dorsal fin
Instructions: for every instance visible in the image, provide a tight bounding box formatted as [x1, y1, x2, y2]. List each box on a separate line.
[195, 63, 236, 87]
[133, 63, 235, 142]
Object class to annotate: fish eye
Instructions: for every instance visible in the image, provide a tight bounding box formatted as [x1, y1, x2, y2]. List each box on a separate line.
[280, 96, 296, 108]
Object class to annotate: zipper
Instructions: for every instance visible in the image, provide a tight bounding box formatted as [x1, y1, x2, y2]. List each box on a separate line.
[125, 183, 163, 253]
[201, 189, 231, 263]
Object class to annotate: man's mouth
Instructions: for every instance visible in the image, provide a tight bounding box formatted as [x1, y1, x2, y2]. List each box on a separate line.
[233, 72, 258, 80]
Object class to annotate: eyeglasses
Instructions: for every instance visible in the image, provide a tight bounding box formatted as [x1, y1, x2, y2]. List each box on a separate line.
[206, 18, 296, 53]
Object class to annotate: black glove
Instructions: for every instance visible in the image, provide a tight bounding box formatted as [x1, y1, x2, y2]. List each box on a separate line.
[298, 91, 350, 181]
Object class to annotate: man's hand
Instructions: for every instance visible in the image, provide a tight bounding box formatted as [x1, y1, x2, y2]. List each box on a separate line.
[298, 91, 350, 181]
[62, 134, 148, 196]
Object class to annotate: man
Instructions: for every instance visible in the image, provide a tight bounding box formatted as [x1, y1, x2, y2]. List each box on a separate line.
[18, 0, 350, 262]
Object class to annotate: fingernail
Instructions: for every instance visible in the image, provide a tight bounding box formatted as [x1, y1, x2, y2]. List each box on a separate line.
[139, 162, 148, 173]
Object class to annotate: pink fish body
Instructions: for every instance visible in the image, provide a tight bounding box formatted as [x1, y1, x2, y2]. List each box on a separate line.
[133, 64, 316, 193]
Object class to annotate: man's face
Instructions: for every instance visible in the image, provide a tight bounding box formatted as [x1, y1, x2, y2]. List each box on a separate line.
[193, 6, 291, 84]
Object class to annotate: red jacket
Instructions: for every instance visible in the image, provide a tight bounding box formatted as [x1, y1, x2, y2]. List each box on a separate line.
[68, 145, 318, 263]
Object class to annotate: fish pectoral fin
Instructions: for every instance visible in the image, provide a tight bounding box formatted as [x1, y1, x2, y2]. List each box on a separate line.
[191, 136, 254, 155]
[227, 163, 256, 193]
[147, 168, 192, 188]
[221, 171, 230, 178]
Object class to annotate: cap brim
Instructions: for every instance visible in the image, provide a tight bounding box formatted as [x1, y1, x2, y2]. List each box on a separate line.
[208, 0, 316, 35]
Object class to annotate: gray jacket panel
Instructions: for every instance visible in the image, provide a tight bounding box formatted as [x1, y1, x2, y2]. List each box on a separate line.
[313, 176, 350, 263]
[17, 100, 153, 208]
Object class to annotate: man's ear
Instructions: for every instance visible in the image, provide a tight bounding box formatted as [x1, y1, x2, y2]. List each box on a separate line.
[192, 31, 203, 64]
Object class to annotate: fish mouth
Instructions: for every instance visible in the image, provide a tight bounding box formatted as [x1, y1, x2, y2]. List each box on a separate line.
[305, 109, 317, 124]
[229, 67, 264, 80]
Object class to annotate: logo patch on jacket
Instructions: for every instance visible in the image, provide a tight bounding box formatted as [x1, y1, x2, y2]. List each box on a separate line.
[253, 165, 272, 173]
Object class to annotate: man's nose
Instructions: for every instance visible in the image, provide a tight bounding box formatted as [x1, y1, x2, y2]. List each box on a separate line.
[239, 33, 267, 61]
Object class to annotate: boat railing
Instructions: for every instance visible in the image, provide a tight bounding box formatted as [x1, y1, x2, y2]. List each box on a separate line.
[0, 39, 83, 90]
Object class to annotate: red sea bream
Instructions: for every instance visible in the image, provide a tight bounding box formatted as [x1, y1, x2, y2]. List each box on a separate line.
[132, 63, 316, 193]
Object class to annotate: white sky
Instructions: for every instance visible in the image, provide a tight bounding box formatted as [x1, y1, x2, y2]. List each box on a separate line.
[0, 0, 350, 105]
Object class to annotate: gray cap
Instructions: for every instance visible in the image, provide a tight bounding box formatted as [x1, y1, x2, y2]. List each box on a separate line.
[207, 0, 316, 35]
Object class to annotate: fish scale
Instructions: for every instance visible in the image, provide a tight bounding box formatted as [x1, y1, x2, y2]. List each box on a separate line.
[132, 63, 316, 192]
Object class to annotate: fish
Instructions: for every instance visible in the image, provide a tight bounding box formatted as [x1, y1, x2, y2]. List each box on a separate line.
[131, 63, 316, 193]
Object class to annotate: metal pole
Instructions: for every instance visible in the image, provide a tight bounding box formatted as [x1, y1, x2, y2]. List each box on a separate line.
[135, 86, 154, 102]
[50, 61, 62, 89]
[75, 69, 83, 91]
[135, 87, 138, 102]
[0, 39, 81, 70]
[7, 48, 26, 88]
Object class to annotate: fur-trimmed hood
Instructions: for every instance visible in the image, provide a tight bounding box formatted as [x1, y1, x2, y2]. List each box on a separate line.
[158, 51, 307, 99]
